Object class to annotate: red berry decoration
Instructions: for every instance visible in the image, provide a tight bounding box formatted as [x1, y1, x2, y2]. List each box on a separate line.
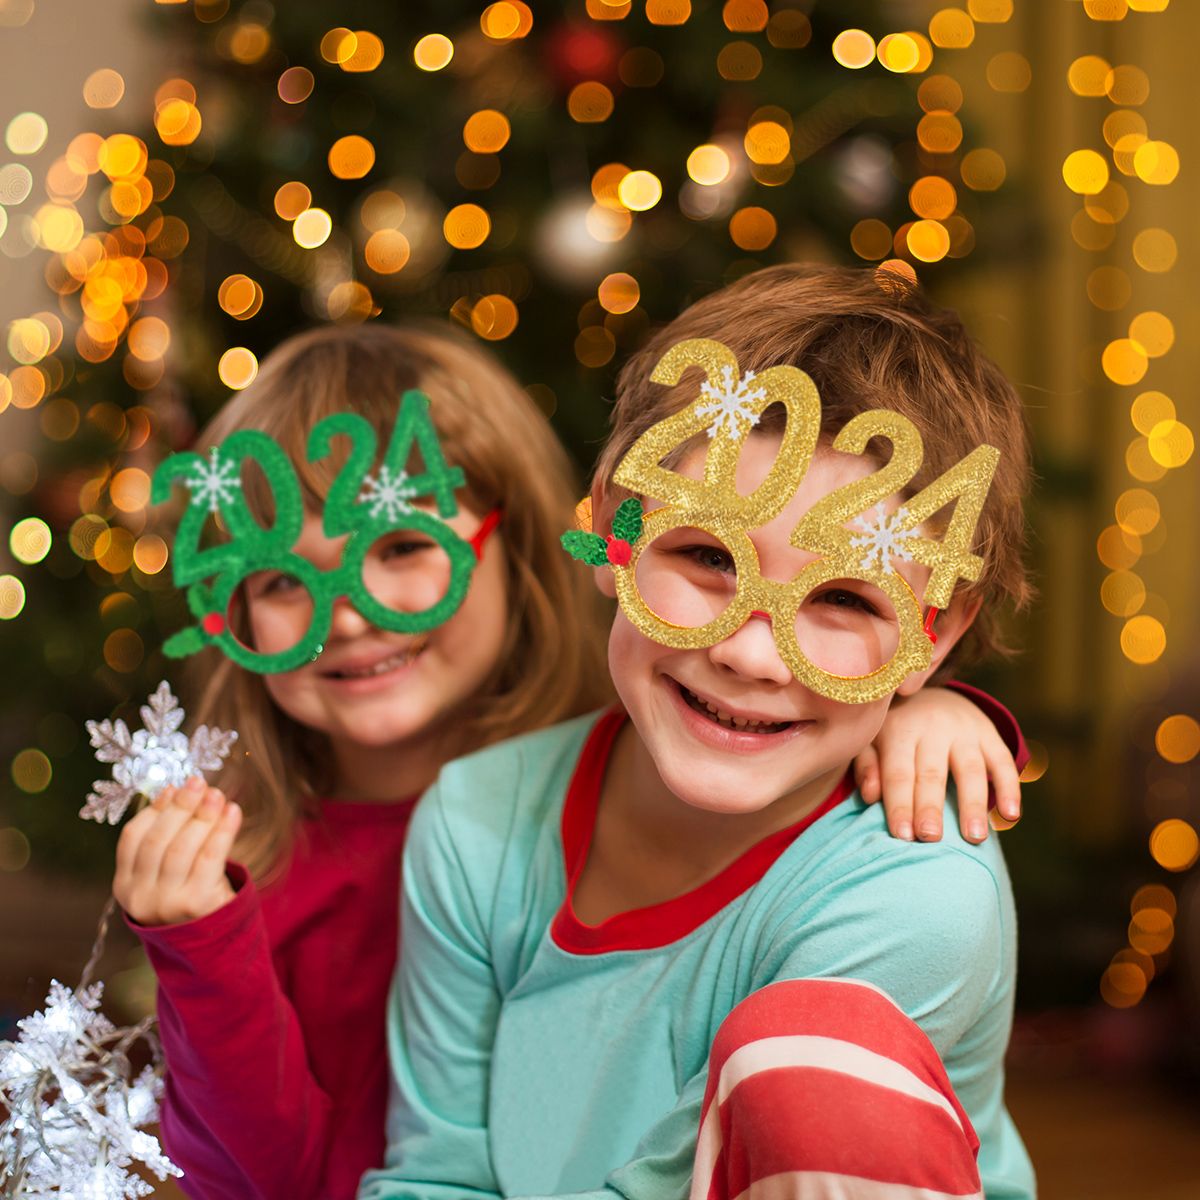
[606, 537, 632, 566]
[202, 612, 226, 636]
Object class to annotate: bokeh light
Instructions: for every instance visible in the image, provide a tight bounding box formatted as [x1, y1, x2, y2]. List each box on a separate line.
[1133, 140, 1179, 185]
[364, 229, 411, 274]
[1149, 819, 1200, 872]
[617, 170, 662, 212]
[598, 272, 640, 314]
[729, 206, 776, 250]
[1120, 614, 1165, 664]
[687, 144, 731, 186]
[329, 135, 375, 180]
[1132, 228, 1176, 272]
[0, 570, 25, 618]
[568, 83, 614, 122]
[11, 748, 50, 793]
[832, 30, 875, 70]
[1147, 419, 1194, 469]
[293, 207, 333, 248]
[9, 517, 50, 564]
[414, 34, 454, 71]
[1062, 150, 1109, 195]
[278, 66, 315, 104]
[470, 294, 519, 340]
[444, 203, 491, 249]
[83, 69, 125, 109]
[218, 347, 258, 390]
[929, 8, 975, 47]
[1155, 716, 1200, 765]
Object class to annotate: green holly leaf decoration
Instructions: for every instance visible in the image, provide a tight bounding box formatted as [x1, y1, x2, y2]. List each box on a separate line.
[561, 530, 609, 566]
[163, 627, 208, 659]
[612, 497, 644, 545]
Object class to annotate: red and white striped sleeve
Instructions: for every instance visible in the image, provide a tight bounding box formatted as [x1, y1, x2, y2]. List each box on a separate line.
[691, 978, 983, 1200]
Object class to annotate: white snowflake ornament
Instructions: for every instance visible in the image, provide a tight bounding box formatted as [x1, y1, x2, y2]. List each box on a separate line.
[696, 366, 767, 441]
[0, 981, 182, 1198]
[848, 502, 918, 575]
[186, 446, 240, 513]
[359, 464, 418, 523]
[81, 681, 237, 823]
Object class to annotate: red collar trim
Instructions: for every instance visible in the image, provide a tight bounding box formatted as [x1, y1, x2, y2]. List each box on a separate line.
[551, 709, 854, 956]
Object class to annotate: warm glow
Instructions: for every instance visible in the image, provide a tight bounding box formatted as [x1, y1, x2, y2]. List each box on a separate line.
[414, 34, 454, 71]
[728, 206, 776, 251]
[1156, 716, 1200, 765]
[293, 208, 333, 248]
[218, 347, 259, 390]
[598, 272, 640, 314]
[1149, 819, 1200, 872]
[687, 144, 731, 186]
[617, 170, 662, 212]
[832, 29, 875, 69]
[443, 204, 491, 249]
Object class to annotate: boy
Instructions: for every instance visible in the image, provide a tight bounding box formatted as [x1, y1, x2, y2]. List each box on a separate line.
[361, 265, 1035, 1200]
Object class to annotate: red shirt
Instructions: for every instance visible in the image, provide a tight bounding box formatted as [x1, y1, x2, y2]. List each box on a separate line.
[132, 797, 416, 1200]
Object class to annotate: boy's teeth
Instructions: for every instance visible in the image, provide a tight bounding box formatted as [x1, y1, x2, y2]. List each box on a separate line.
[340, 648, 414, 678]
[684, 686, 788, 733]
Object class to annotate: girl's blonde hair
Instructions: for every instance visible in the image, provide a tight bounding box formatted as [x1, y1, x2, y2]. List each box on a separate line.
[182, 323, 611, 880]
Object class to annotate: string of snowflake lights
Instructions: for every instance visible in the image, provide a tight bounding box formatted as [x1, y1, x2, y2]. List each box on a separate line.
[1, 683, 236, 1198]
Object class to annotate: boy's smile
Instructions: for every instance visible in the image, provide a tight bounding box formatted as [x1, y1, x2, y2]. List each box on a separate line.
[600, 434, 968, 823]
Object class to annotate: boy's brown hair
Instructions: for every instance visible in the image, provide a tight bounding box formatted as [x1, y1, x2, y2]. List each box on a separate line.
[184, 323, 611, 881]
[594, 263, 1032, 676]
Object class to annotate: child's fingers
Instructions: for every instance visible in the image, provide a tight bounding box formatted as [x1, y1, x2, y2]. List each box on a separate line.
[983, 737, 1022, 824]
[877, 748, 917, 841]
[113, 802, 161, 903]
[912, 742, 949, 842]
[188, 800, 242, 893]
[854, 744, 881, 805]
[129, 777, 207, 884]
[949, 745, 990, 843]
[156, 787, 228, 894]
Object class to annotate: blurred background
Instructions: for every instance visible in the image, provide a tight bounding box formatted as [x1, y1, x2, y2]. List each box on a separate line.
[0, 1, 1197, 1196]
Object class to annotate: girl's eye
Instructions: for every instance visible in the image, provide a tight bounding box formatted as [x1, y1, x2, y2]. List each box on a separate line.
[260, 572, 302, 597]
[381, 537, 435, 560]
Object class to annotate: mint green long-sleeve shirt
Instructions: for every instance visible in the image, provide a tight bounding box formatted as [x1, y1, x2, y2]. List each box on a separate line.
[359, 710, 1034, 1200]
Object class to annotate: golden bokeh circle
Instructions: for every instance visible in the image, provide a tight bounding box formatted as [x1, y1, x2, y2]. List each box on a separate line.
[850, 218, 892, 260]
[414, 33, 454, 71]
[1114, 488, 1159, 536]
[9, 517, 50, 565]
[1147, 419, 1194, 469]
[444, 203, 491, 249]
[687, 144, 731, 186]
[274, 181, 311, 221]
[1101, 338, 1148, 385]
[1130, 391, 1174, 436]
[909, 175, 957, 219]
[328, 135, 376, 180]
[364, 229, 411, 274]
[1133, 140, 1179, 185]
[293, 207, 333, 248]
[907, 219, 950, 262]
[568, 82, 615, 123]
[729, 206, 776, 250]
[218, 346, 259, 390]
[1149, 819, 1200, 872]
[929, 8, 975, 47]
[1062, 149, 1109, 195]
[1155, 715, 1200, 765]
[470, 294, 519, 340]
[617, 170, 662, 212]
[464, 109, 511, 153]
[277, 66, 315, 104]
[1120, 614, 1165, 664]
[1099, 569, 1145, 617]
[598, 272, 640, 314]
[960, 148, 1006, 191]
[1132, 228, 1177, 273]
[831, 29, 875, 69]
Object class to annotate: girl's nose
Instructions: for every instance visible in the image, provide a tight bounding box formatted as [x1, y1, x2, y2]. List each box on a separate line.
[328, 594, 371, 638]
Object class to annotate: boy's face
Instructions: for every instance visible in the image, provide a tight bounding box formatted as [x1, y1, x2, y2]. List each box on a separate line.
[599, 435, 972, 816]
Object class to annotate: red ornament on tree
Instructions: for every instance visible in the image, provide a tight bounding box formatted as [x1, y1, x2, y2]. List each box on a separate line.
[543, 21, 623, 90]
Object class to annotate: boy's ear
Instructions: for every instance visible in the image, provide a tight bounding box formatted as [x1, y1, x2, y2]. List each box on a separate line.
[589, 483, 617, 599]
[894, 591, 983, 697]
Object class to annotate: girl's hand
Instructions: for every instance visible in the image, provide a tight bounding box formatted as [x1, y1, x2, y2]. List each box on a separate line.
[113, 776, 243, 926]
[854, 687, 1022, 845]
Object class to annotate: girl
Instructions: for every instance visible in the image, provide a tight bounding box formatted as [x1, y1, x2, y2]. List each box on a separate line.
[111, 323, 1024, 1200]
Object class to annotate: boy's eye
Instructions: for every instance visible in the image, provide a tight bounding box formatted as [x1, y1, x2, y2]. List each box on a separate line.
[681, 544, 735, 574]
[814, 587, 881, 618]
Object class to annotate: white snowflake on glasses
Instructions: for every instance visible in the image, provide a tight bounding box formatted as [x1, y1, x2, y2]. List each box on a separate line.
[0, 980, 182, 1198]
[359, 464, 418, 523]
[696, 366, 767, 441]
[80, 681, 238, 824]
[849, 503, 918, 574]
[186, 447, 240, 513]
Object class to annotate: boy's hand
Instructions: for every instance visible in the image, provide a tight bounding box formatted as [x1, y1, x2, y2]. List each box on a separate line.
[113, 776, 243, 926]
[854, 688, 1021, 844]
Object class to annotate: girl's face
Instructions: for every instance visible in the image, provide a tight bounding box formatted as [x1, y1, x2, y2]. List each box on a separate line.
[248, 501, 508, 774]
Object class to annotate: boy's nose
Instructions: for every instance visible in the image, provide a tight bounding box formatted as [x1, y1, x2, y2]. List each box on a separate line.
[707, 612, 793, 687]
